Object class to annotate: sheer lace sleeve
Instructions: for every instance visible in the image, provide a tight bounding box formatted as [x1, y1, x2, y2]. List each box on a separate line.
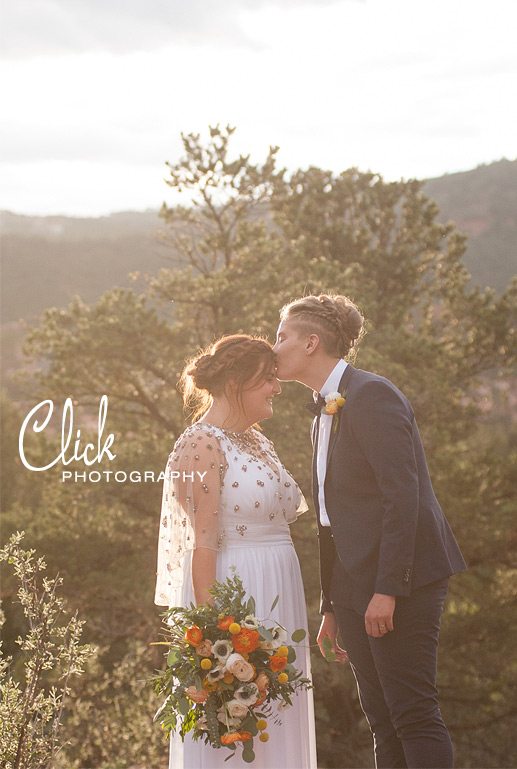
[155, 424, 226, 607]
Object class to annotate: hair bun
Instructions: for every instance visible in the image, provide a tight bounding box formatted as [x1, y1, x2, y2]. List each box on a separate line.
[186, 354, 216, 391]
[179, 334, 276, 422]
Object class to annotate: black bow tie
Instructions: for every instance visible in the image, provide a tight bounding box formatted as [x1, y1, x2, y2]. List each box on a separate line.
[306, 393, 326, 417]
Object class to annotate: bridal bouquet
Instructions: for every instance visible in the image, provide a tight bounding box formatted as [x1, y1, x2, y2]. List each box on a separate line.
[151, 572, 311, 763]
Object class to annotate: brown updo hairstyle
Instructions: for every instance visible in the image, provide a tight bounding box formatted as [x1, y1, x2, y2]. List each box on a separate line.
[280, 294, 365, 360]
[180, 334, 277, 423]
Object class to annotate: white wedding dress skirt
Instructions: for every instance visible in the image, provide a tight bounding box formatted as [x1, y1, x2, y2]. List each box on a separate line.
[156, 424, 317, 769]
[169, 532, 317, 769]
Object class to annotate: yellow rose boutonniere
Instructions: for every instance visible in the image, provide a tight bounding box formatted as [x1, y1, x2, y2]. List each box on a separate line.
[324, 391, 346, 432]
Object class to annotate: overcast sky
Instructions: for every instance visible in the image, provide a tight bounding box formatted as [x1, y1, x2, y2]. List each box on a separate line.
[2, 0, 516, 216]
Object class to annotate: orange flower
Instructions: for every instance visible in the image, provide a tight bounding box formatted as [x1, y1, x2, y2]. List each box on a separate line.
[252, 689, 267, 707]
[218, 615, 235, 630]
[232, 628, 260, 654]
[185, 686, 208, 703]
[221, 731, 252, 745]
[269, 654, 287, 672]
[185, 626, 203, 646]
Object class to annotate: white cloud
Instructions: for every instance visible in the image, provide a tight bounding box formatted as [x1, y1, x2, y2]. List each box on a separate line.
[1, 0, 346, 57]
[1, 0, 516, 214]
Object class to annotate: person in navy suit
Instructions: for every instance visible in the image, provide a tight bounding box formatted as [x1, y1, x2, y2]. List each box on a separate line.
[273, 294, 466, 769]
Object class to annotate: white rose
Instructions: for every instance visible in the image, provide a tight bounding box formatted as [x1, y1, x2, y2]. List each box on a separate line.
[225, 652, 255, 682]
[226, 699, 250, 719]
[216, 710, 240, 727]
[325, 391, 341, 402]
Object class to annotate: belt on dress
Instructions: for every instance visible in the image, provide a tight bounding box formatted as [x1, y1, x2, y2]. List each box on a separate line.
[222, 522, 293, 547]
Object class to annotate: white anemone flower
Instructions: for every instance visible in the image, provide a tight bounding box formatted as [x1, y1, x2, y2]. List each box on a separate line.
[271, 626, 287, 648]
[206, 665, 225, 683]
[241, 614, 260, 630]
[212, 639, 232, 663]
[233, 683, 259, 704]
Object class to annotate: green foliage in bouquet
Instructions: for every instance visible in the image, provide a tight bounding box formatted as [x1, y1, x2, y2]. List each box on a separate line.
[151, 572, 311, 763]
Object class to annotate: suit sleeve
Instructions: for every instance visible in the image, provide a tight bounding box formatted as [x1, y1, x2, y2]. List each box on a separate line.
[350, 380, 419, 596]
[318, 523, 337, 613]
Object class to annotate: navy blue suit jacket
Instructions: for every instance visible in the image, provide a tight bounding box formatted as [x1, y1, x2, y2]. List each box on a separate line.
[313, 365, 467, 615]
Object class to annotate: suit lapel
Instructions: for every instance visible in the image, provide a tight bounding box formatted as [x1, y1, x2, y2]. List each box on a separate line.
[311, 416, 320, 511]
[326, 364, 356, 469]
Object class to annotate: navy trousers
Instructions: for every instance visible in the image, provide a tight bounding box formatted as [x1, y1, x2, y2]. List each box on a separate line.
[333, 579, 453, 769]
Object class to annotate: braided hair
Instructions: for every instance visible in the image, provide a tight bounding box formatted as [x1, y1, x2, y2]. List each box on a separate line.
[280, 294, 364, 359]
[180, 335, 276, 422]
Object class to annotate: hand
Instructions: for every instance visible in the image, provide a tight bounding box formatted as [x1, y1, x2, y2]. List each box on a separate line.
[365, 593, 396, 638]
[317, 612, 348, 661]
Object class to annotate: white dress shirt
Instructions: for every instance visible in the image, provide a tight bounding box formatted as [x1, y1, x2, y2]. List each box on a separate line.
[316, 359, 348, 526]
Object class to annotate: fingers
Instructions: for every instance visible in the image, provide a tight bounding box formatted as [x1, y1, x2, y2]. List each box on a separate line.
[365, 618, 393, 638]
[317, 612, 348, 661]
[364, 593, 396, 638]
[333, 644, 348, 661]
[317, 634, 348, 661]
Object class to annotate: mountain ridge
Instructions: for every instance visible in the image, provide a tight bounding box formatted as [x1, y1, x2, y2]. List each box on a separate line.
[1, 159, 515, 327]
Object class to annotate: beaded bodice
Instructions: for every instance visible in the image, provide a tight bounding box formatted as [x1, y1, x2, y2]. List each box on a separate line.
[155, 422, 307, 606]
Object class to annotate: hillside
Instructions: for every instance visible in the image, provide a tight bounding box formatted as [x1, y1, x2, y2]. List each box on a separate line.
[0, 210, 174, 325]
[423, 158, 517, 293]
[1, 159, 515, 329]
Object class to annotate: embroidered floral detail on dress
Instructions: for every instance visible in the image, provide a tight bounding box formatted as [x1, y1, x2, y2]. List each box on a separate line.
[236, 525, 247, 536]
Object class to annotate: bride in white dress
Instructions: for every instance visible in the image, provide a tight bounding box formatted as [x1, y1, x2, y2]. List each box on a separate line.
[155, 335, 317, 769]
